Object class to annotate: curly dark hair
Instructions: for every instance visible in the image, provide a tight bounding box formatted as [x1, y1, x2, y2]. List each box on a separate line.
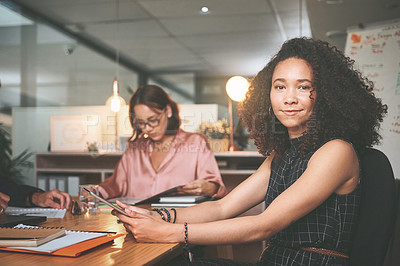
[239, 37, 387, 158]
[128, 85, 181, 141]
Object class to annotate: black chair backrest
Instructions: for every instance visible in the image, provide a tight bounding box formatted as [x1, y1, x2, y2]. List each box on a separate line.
[350, 148, 397, 266]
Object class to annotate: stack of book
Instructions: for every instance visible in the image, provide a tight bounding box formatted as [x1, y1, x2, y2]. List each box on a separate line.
[0, 227, 66, 247]
[0, 224, 123, 257]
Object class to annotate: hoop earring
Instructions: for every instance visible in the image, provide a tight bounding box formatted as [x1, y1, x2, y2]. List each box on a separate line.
[268, 106, 273, 116]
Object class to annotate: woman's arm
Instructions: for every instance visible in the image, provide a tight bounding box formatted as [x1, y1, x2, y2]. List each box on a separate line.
[178, 134, 227, 197]
[115, 153, 273, 239]
[98, 153, 129, 199]
[115, 140, 359, 245]
[175, 153, 274, 223]
[177, 139, 360, 245]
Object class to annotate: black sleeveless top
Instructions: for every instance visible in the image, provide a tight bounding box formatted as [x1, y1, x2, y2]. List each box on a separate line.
[261, 138, 361, 266]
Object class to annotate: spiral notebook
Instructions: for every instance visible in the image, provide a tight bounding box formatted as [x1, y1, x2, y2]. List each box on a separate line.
[0, 226, 66, 247]
[5, 207, 66, 218]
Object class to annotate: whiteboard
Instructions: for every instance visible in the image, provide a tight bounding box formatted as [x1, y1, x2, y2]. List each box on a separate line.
[344, 19, 400, 178]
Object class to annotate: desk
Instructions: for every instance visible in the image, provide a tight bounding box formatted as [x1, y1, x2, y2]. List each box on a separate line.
[0, 211, 182, 266]
[33, 151, 265, 262]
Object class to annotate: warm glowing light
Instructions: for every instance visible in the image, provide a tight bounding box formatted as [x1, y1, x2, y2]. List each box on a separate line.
[112, 77, 119, 95]
[106, 77, 126, 112]
[226, 76, 249, 102]
[201, 6, 209, 13]
[106, 95, 125, 112]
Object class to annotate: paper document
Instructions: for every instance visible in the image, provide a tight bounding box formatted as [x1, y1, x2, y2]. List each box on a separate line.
[159, 195, 210, 203]
[6, 207, 67, 218]
[151, 202, 197, 207]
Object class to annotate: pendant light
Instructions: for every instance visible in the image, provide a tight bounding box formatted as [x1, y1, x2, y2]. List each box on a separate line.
[105, 0, 126, 113]
[106, 77, 126, 112]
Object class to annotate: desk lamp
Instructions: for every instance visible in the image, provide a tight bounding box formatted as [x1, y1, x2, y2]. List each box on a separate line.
[225, 76, 249, 151]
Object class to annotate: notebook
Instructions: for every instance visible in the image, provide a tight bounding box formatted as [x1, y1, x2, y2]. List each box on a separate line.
[5, 207, 67, 218]
[151, 195, 213, 207]
[0, 214, 46, 227]
[0, 224, 124, 257]
[159, 195, 210, 203]
[0, 226, 66, 247]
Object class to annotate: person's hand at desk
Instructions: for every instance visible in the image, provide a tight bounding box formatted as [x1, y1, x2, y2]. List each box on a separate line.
[112, 201, 176, 242]
[177, 179, 218, 196]
[0, 192, 10, 213]
[29, 189, 72, 210]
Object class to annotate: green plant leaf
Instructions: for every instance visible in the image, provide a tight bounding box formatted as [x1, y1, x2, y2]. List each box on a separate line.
[0, 125, 33, 183]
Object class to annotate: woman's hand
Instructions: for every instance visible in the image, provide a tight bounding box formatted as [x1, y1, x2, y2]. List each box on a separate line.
[112, 201, 178, 242]
[0, 192, 10, 214]
[178, 179, 217, 196]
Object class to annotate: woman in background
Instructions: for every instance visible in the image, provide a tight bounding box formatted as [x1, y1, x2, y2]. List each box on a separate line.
[112, 37, 387, 265]
[98, 85, 226, 200]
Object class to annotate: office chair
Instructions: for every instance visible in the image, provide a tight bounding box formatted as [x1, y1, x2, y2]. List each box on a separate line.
[349, 148, 397, 266]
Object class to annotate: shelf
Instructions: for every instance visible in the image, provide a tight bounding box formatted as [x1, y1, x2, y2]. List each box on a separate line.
[36, 168, 114, 174]
[35, 151, 264, 190]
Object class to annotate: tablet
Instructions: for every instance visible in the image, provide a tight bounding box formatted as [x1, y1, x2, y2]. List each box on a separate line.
[82, 187, 128, 216]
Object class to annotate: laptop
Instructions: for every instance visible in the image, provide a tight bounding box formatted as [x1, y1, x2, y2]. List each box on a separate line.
[0, 214, 46, 227]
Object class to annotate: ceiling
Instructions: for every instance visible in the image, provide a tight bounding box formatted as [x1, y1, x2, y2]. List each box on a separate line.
[2, 0, 400, 85]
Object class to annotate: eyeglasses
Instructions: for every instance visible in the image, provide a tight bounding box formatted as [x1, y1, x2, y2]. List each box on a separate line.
[135, 110, 165, 129]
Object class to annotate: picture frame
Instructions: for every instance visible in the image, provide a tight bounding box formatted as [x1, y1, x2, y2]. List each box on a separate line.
[50, 115, 101, 152]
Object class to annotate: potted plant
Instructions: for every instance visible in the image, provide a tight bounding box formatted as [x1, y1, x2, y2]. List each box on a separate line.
[0, 124, 33, 182]
[198, 119, 230, 152]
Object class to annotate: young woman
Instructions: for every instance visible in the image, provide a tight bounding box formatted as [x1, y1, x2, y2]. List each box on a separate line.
[112, 38, 387, 265]
[98, 85, 226, 200]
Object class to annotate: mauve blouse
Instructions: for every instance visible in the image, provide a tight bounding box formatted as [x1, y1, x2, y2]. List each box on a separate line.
[98, 129, 227, 199]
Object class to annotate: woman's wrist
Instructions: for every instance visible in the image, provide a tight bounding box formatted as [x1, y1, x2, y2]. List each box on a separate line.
[166, 223, 186, 243]
[205, 181, 218, 196]
[152, 208, 177, 223]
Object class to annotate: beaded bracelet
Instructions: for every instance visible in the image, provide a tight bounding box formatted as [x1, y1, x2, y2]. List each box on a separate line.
[171, 208, 177, 223]
[184, 222, 193, 263]
[152, 208, 165, 221]
[160, 208, 171, 223]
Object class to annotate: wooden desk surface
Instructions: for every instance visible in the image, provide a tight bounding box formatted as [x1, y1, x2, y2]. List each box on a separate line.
[0, 210, 182, 266]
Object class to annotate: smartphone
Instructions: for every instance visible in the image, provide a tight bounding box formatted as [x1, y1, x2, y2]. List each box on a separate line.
[82, 187, 128, 216]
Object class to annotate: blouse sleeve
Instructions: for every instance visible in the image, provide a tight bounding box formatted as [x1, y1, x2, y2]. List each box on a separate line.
[195, 135, 227, 198]
[98, 152, 129, 199]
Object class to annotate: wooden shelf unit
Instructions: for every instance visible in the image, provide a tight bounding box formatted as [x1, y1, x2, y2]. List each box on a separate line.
[35, 151, 265, 185]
